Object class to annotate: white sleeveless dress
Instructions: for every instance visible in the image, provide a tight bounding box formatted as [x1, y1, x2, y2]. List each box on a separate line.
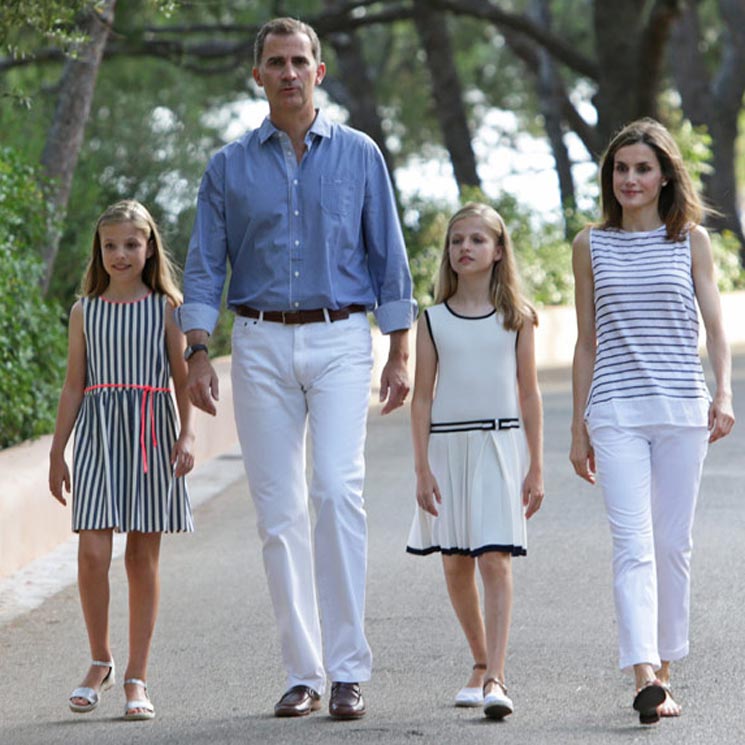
[406, 302, 528, 557]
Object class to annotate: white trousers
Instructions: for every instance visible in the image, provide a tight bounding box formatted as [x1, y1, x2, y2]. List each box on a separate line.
[588, 422, 709, 670]
[231, 312, 374, 694]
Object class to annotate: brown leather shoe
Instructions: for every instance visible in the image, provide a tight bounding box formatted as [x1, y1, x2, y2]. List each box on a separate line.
[274, 685, 322, 717]
[329, 682, 366, 720]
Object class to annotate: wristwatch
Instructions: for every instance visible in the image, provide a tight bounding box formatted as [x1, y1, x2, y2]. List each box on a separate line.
[184, 343, 208, 361]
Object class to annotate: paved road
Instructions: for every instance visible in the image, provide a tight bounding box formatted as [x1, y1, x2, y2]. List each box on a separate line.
[2, 356, 744, 745]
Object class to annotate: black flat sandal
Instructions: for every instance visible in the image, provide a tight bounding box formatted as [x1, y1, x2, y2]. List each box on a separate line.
[633, 681, 666, 725]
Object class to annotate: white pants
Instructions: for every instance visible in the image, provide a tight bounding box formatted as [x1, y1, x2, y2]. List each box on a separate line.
[588, 422, 709, 670]
[231, 312, 374, 694]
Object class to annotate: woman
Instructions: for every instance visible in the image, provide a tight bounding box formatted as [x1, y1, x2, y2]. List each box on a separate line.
[570, 118, 734, 725]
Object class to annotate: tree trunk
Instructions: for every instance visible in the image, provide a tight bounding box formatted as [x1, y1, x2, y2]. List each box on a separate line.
[412, 0, 480, 191]
[40, 0, 116, 293]
[321, 0, 398, 189]
[591, 0, 648, 148]
[671, 0, 745, 254]
[531, 0, 576, 237]
[322, 29, 399, 195]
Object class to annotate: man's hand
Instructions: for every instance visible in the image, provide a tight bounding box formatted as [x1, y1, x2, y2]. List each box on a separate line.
[186, 354, 220, 416]
[379, 329, 410, 415]
[379, 356, 410, 415]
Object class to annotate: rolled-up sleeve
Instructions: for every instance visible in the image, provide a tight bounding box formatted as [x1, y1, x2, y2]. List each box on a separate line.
[362, 142, 418, 334]
[177, 154, 229, 335]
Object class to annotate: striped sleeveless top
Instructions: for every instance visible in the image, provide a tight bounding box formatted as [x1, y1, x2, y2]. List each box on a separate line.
[585, 225, 710, 427]
[72, 292, 193, 533]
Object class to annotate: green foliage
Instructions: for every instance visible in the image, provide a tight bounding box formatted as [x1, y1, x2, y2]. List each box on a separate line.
[401, 196, 450, 309]
[711, 231, 745, 292]
[657, 108, 745, 290]
[44, 54, 228, 305]
[0, 0, 180, 59]
[0, 147, 66, 449]
[661, 105, 714, 192]
[0, 0, 88, 58]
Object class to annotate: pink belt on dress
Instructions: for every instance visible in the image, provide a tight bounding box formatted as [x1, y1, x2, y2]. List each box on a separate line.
[84, 383, 171, 473]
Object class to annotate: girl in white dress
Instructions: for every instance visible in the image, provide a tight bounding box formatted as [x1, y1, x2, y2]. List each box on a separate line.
[407, 202, 544, 719]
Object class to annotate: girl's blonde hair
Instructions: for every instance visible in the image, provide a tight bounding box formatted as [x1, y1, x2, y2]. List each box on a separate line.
[599, 117, 707, 240]
[81, 199, 183, 305]
[435, 202, 537, 331]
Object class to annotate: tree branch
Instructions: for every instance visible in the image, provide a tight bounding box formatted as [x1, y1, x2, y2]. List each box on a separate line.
[430, 0, 598, 79]
[0, 3, 418, 73]
[500, 23, 600, 157]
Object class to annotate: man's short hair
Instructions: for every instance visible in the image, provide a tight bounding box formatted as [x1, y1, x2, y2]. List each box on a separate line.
[254, 17, 322, 67]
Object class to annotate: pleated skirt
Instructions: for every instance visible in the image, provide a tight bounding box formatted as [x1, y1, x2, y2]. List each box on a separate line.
[406, 428, 527, 557]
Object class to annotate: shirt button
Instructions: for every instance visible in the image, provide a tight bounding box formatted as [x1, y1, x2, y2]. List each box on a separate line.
[293, 179, 298, 185]
[294, 240, 300, 246]
[294, 210, 299, 216]
[294, 271, 300, 277]
[294, 301, 300, 308]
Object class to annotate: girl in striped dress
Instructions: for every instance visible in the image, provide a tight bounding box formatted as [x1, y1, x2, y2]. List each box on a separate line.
[49, 200, 195, 721]
[407, 203, 544, 719]
[570, 119, 734, 725]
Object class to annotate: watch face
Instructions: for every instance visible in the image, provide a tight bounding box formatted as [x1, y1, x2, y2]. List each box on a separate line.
[185, 344, 207, 360]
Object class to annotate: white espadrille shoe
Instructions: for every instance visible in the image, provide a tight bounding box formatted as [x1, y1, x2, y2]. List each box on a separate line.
[483, 677, 513, 719]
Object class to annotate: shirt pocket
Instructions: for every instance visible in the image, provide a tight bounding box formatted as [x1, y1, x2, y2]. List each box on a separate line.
[320, 174, 356, 216]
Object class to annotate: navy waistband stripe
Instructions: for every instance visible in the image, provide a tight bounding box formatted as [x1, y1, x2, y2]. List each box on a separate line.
[430, 418, 519, 433]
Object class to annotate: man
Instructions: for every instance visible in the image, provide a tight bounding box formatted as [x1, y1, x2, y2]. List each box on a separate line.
[178, 17, 416, 720]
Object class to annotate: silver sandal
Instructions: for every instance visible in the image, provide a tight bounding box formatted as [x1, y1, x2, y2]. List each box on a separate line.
[68, 659, 115, 713]
[123, 677, 155, 721]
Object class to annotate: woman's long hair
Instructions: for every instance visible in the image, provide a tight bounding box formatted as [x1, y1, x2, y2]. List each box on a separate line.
[599, 117, 708, 240]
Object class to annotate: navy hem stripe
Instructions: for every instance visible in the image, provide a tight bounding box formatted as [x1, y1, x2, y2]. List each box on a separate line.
[406, 543, 527, 558]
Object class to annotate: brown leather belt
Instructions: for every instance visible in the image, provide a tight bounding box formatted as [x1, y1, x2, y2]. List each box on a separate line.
[235, 304, 367, 325]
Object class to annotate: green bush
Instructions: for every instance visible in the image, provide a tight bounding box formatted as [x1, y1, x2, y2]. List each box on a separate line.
[0, 147, 66, 449]
[711, 230, 745, 292]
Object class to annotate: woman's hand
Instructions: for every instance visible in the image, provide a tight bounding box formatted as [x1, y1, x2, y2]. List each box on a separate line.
[570, 425, 596, 484]
[708, 393, 735, 443]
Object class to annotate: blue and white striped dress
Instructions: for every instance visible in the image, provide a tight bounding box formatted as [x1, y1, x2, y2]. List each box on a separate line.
[586, 225, 710, 428]
[72, 292, 193, 533]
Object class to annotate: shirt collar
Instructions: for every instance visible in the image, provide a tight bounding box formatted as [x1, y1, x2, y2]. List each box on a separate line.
[257, 109, 332, 145]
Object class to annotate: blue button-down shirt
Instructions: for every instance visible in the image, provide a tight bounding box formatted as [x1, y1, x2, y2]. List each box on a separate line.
[178, 110, 417, 335]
